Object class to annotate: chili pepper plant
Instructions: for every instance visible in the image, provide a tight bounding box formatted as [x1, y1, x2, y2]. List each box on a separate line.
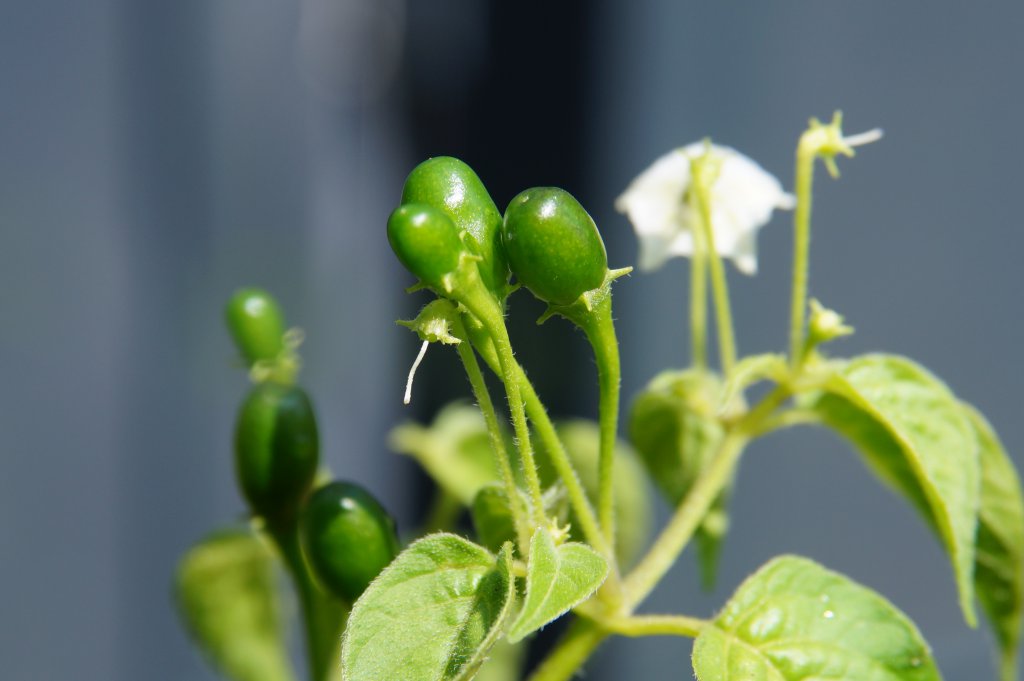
[175, 113, 1024, 681]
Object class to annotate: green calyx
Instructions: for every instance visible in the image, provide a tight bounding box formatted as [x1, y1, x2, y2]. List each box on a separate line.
[387, 203, 469, 294]
[502, 187, 609, 306]
[234, 382, 319, 519]
[401, 157, 509, 297]
[299, 481, 400, 603]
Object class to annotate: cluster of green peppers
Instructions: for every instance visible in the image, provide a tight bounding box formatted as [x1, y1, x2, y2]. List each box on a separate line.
[175, 289, 401, 681]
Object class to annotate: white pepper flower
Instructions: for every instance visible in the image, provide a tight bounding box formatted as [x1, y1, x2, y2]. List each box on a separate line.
[615, 143, 795, 275]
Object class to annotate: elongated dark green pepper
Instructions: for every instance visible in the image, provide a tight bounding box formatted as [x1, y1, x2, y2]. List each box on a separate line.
[300, 481, 400, 602]
[234, 382, 319, 519]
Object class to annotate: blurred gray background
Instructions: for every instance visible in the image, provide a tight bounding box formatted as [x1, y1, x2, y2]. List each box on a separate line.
[1, 1, 1022, 679]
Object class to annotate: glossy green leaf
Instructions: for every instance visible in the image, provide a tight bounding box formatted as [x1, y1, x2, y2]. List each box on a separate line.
[629, 369, 731, 587]
[812, 355, 980, 625]
[963, 404, 1024, 681]
[535, 419, 653, 568]
[507, 526, 608, 643]
[693, 555, 942, 681]
[341, 534, 515, 681]
[390, 404, 501, 505]
[174, 528, 296, 681]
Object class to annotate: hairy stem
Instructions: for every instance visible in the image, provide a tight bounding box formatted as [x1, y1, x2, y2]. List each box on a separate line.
[601, 614, 707, 638]
[788, 140, 816, 366]
[454, 315, 532, 550]
[690, 208, 708, 370]
[459, 287, 546, 528]
[464, 322, 616, 570]
[566, 293, 621, 552]
[692, 163, 737, 373]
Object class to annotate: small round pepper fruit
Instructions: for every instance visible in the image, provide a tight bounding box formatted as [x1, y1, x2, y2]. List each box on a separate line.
[401, 157, 508, 296]
[502, 187, 608, 306]
[234, 382, 319, 519]
[299, 481, 400, 603]
[225, 288, 287, 366]
[387, 203, 467, 292]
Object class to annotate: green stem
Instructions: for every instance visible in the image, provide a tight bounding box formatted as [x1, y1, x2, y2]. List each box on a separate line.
[624, 387, 789, 608]
[459, 287, 546, 528]
[788, 142, 816, 366]
[601, 614, 706, 638]
[421, 488, 463, 534]
[526, 619, 608, 681]
[454, 315, 533, 550]
[268, 521, 346, 681]
[565, 293, 621, 551]
[692, 172, 737, 373]
[518, 365, 617, 566]
[748, 406, 822, 438]
[690, 208, 708, 370]
[463, 322, 615, 566]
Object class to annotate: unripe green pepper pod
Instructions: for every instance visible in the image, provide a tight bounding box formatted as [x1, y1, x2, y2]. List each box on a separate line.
[502, 187, 609, 306]
[234, 382, 319, 519]
[387, 203, 467, 293]
[225, 288, 287, 366]
[300, 481, 400, 602]
[401, 157, 509, 296]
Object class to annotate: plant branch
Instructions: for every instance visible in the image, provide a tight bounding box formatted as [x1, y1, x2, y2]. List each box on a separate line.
[454, 314, 532, 550]
[600, 614, 707, 638]
[526, 619, 608, 681]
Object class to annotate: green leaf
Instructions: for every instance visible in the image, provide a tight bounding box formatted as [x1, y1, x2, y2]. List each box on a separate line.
[174, 528, 296, 681]
[629, 369, 732, 587]
[390, 403, 502, 505]
[810, 354, 980, 625]
[535, 419, 653, 568]
[507, 526, 608, 643]
[962, 404, 1024, 681]
[341, 534, 516, 681]
[693, 555, 942, 681]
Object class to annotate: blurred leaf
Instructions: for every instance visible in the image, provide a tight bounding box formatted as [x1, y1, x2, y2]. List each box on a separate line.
[390, 403, 502, 505]
[174, 528, 296, 681]
[693, 555, 941, 681]
[472, 484, 521, 554]
[629, 369, 730, 586]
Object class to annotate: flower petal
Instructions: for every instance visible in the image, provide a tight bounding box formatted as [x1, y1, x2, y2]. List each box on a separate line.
[618, 142, 793, 275]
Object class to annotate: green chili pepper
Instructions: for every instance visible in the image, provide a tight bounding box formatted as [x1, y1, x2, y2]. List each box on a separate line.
[387, 203, 468, 293]
[401, 156, 508, 296]
[234, 382, 319, 519]
[502, 187, 608, 305]
[300, 481, 400, 602]
[225, 288, 287, 366]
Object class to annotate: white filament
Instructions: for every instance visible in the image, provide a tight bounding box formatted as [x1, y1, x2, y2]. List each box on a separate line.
[403, 340, 430, 405]
[844, 128, 884, 147]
